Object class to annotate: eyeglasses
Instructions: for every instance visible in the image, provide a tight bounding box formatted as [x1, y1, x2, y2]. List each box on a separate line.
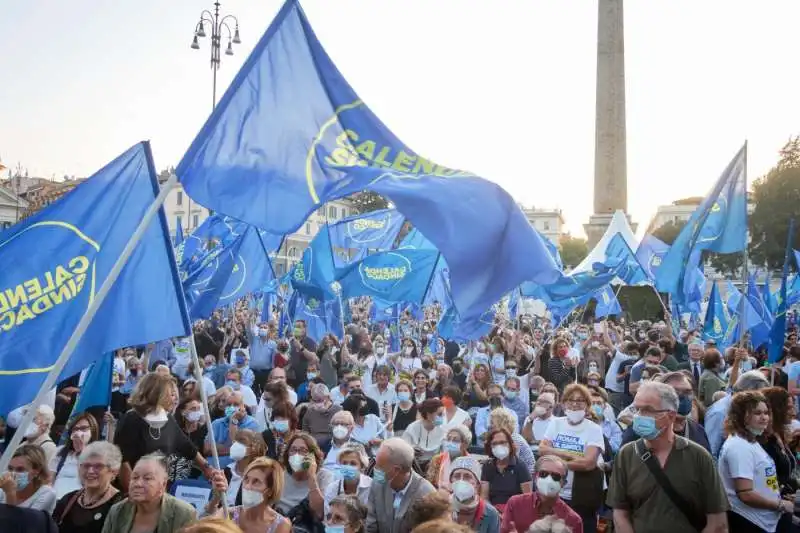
[537, 471, 563, 482]
[564, 399, 587, 407]
[80, 463, 108, 472]
[289, 447, 309, 455]
[629, 406, 671, 417]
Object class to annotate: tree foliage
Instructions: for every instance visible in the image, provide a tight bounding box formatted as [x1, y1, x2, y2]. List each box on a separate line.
[559, 235, 589, 269]
[349, 191, 390, 214]
[651, 220, 686, 246]
[750, 137, 800, 271]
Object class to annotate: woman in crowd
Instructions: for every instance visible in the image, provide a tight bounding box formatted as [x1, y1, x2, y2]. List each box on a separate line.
[0, 444, 57, 513]
[211, 457, 290, 533]
[114, 372, 214, 487]
[480, 428, 532, 512]
[224, 429, 267, 506]
[402, 398, 446, 466]
[425, 425, 471, 491]
[449, 456, 501, 533]
[325, 494, 367, 533]
[51, 413, 100, 499]
[719, 391, 794, 533]
[432, 364, 455, 397]
[177, 396, 209, 454]
[21, 405, 58, 466]
[276, 432, 332, 522]
[522, 391, 556, 448]
[257, 382, 293, 432]
[53, 441, 123, 533]
[760, 387, 798, 533]
[541, 383, 564, 417]
[395, 338, 423, 375]
[261, 401, 298, 460]
[119, 356, 143, 398]
[489, 407, 536, 476]
[464, 364, 491, 411]
[101, 454, 196, 533]
[341, 394, 385, 453]
[209, 386, 233, 421]
[540, 383, 605, 533]
[439, 386, 471, 432]
[389, 379, 418, 436]
[323, 442, 372, 515]
[547, 338, 575, 393]
[301, 383, 341, 445]
[412, 370, 436, 404]
[698, 349, 727, 406]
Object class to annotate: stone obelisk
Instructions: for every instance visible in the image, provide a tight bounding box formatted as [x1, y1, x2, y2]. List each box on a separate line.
[584, 0, 635, 247]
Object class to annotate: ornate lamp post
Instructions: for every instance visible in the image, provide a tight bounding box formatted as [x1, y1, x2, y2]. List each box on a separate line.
[191, 1, 241, 111]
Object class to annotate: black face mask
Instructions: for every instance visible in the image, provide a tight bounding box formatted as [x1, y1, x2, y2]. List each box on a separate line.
[422, 362, 431, 370]
[452, 364, 463, 374]
[357, 404, 370, 417]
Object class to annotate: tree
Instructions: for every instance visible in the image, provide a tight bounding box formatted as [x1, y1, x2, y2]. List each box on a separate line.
[651, 220, 686, 246]
[750, 137, 800, 270]
[707, 252, 743, 277]
[349, 191, 390, 214]
[559, 235, 589, 269]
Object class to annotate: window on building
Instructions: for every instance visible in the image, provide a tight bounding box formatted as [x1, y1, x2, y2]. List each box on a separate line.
[543, 221, 551, 231]
[177, 191, 183, 206]
[305, 223, 311, 235]
[328, 206, 337, 219]
[192, 214, 199, 229]
[288, 247, 297, 258]
[276, 263, 285, 276]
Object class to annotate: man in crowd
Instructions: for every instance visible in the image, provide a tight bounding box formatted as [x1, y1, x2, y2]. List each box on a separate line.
[248, 322, 277, 396]
[206, 391, 259, 455]
[678, 340, 706, 386]
[289, 319, 318, 389]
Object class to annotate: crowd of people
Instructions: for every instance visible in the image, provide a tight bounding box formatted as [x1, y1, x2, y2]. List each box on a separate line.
[1, 299, 799, 533]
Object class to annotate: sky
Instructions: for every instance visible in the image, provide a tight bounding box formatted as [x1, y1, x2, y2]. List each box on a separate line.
[2, 0, 800, 238]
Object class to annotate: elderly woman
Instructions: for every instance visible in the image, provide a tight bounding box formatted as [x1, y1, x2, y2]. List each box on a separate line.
[449, 456, 501, 533]
[719, 391, 793, 532]
[480, 428, 532, 512]
[490, 407, 536, 476]
[101, 454, 196, 533]
[21, 404, 57, 466]
[224, 429, 267, 506]
[53, 441, 123, 533]
[114, 372, 214, 488]
[276, 431, 333, 521]
[425, 425, 472, 491]
[208, 457, 291, 533]
[522, 392, 557, 448]
[323, 442, 372, 516]
[326, 494, 367, 533]
[50, 412, 100, 499]
[301, 383, 342, 444]
[0, 443, 57, 513]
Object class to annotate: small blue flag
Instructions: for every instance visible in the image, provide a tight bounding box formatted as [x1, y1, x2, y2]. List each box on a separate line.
[635, 235, 669, 281]
[594, 285, 622, 318]
[604, 233, 648, 285]
[769, 221, 796, 362]
[703, 282, 729, 346]
[328, 209, 406, 266]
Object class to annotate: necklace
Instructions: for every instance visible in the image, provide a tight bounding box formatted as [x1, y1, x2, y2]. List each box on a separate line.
[79, 486, 110, 508]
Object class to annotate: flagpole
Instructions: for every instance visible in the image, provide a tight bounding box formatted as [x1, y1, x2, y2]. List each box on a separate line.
[738, 141, 749, 348]
[0, 173, 178, 473]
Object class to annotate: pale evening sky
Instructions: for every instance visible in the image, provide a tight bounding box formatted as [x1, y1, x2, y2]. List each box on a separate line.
[2, 1, 799, 237]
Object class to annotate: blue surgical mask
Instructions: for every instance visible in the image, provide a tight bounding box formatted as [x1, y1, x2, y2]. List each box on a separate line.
[204, 365, 215, 374]
[272, 419, 290, 433]
[591, 405, 604, 419]
[226, 380, 241, 391]
[677, 395, 693, 416]
[632, 414, 662, 440]
[443, 441, 461, 456]
[338, 464, 359, 481]
[505, 390, 518, 400]
[372, 468, 387, 484]
[433, 415, 445, 426]
[325, 525, 345, 533]
[741, 360, 753, 372]
[13, 472, 29, 491]
[397, 391, 410, 402]
[224, 406, 238, 418]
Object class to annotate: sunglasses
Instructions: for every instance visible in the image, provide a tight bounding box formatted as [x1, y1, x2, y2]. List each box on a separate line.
[537, 471, 563, 482]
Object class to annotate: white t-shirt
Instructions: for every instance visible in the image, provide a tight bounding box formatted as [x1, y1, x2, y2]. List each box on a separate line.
[441, 408, 470, 433]
[50, 449, 81, 499]
[719, 435, 781, 532]
[402, 420, 445, 461]
[542, 416, 605, 501]
[532, 417, 553, 442]
[0, 484, 57, 513]
[398, 356, 422, 374]
[226, 463, 244, 505]
[350, 414, 386, 448]
[605, 350, 636, 393]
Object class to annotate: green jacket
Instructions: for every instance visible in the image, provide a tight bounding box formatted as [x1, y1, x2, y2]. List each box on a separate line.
[101, 494, 196, 533]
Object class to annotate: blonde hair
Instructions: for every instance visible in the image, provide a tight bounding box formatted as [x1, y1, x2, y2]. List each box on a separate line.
[178, 517, 243, 533]
[489, 407, 517, 435]
[12, 444, 49, 486]
[129, 372, 174, 414]
[243, 457, 284, 506]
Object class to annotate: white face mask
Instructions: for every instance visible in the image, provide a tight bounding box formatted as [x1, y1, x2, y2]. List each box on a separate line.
[492, 445, 510, 460]
[533, 406, 547, 417]
[332, 425, 349, 440]
[565, 409, 586, 424]
[536, 475, 562, 497]
[451, 480, 476, 504]
[185, 410, 204, 423]
[71, 430, 91, 445]
[241, 488, 264, 508]
[404, 347, 413, 356]
[289, 453, 305, 472]
[376, 347, 385, 356]
[229, 442, 248, 461]
[23, 424, 41, 439]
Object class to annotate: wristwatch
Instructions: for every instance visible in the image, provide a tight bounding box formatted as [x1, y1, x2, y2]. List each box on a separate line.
[230, 418, 239, 426]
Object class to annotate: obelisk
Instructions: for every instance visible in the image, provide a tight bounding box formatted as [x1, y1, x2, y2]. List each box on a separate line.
[584, 0, 635, 247]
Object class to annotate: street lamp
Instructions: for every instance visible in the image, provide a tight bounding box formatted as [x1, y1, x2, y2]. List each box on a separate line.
[191, 1, 241, 111]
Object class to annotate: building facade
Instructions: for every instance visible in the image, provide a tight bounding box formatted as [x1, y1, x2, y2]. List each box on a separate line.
[520, 206, 566, 246]
[0, 187, 27, 229]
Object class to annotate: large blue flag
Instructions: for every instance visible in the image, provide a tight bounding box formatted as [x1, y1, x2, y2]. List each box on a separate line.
[291, 226, 337, 299]
[769, 222, 796, 362]
[423, 258, 452, 308]
[604, 233, 648, 285]
[703, 282, 730, 346]
[594, 285, 622, 318]
[636, 235, 669, 281]
[0, 143, 190, 413]
[288, 292, 342, 341]
[176, 0, 560, 324]
[178, 214, 246, 276]
[656, 145, 747, 302]
[62, 352, 114, 444]
[521, 259, 627, 306]
[337, 249, 439, 303]
[328, 209, 406, 266]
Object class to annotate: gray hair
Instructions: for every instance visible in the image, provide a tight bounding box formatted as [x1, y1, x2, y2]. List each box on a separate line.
[446, 425, 472, 445]
[135, 453, 168, 478]
[331, 410, 355, 426]
[380, 437, 414, 470]
[338, 442, 370, 468]
[638, 380, 678, 412]
[79, 441, 122, 471]
[536, 454, 568, 476]
[733, 370, 769, 393]
[659, 371, 691, 388]
[35, 404, 55, 428]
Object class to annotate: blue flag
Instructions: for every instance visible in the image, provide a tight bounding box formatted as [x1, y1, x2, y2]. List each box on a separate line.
[635, 235, 669, 282]
[176, 0, 560, 325]
[725, 281, 766, 346]
[175, 218, 184, 247]
[328, 209, 406, 266]
[703, 282, 729, 346]
[746, 273, 773, 349]
[289, 292, 342, 341]
[0, 143, 190, 413]
[604, 233, 648, 285]
[657, 145, 747, 302]
[62, 352, 114, 444]
[769, 222, 796, 362]
[594, 285, 622, 318]
[178, 214, 246, 276]
[291, 226, 337, 298]
[397, 228, 437, 251]
[522, 259, 626, 306]
[337, 249, 439, 303]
